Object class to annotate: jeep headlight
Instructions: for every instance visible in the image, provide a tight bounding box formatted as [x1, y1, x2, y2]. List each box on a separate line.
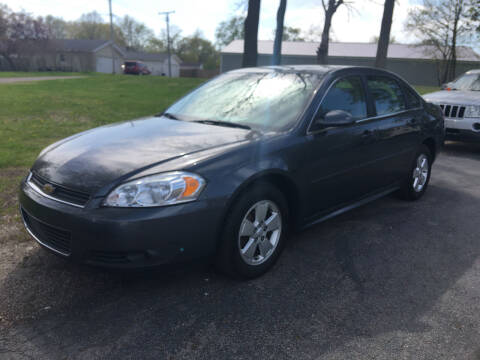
[104, 171, 206, 207]
[464, 105, 480, 118]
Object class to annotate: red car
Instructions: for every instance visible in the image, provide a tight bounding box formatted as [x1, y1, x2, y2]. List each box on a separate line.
[123, 61, 151, 75]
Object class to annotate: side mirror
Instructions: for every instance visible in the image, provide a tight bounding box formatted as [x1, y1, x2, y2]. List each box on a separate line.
[316, 110, 355, 127]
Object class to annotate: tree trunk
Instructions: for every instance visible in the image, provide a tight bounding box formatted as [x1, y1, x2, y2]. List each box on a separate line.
[375, 0, 395, 68]
[448, 0, 462, 81]
[273, 0, 287, 66]
[317, 4, 334, 64]
[242, 0, 261, 68]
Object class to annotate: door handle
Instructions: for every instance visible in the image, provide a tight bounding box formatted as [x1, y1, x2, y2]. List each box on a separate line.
[408, 118, 418, 125]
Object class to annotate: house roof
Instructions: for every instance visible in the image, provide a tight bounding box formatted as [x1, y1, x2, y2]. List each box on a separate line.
[50, 39, 113, 52]
[48, 40, 182, 63]
[221, 40, 480, 62]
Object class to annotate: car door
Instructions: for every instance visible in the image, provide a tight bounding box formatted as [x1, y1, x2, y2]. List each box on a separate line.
[365, 76, 422, 186]
[299, 75, 382, 219]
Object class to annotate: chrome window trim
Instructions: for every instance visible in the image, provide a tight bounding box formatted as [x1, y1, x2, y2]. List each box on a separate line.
[306, 73, 423, 135]
[355, 107, 423, 123]
[26, 173, 85, 209]
[20, 207, 71, 257]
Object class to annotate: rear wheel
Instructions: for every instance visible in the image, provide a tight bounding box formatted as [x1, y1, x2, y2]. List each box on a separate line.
[215, 183, 288, 279]
[398, 145, 432, 200]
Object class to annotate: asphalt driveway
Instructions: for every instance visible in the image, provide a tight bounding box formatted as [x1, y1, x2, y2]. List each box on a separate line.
[0, 141, 479, 360]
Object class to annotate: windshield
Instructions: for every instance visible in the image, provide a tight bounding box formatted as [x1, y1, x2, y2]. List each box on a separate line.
[449, 73, 480, 91]
[165, 71, 325, 131]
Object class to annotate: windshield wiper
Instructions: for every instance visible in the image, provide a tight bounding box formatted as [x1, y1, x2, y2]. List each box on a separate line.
[156, 112, 181, 120]
[193, 120, 251, 130]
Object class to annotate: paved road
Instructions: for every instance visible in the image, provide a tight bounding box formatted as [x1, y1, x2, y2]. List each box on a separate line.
[1, 142, 479, 360]
[0, 76, 85, 84]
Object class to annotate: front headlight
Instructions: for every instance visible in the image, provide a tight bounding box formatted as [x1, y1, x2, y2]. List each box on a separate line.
[103, 171, 206, 207]
[464, 105, 480, 118]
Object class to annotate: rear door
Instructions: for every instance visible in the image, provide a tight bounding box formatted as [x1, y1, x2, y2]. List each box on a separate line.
[365, 76, 422, 186]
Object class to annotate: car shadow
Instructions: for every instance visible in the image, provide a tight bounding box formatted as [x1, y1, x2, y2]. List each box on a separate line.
[0, 165, 479, 359]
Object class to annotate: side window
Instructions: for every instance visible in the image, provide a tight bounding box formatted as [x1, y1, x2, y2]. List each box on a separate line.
[318, 76, 367, 120]
[367, 76, 406, 116]
[403, 86, 422, 109]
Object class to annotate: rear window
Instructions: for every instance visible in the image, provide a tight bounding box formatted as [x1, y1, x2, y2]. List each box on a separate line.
[367, 76, 406, 116]
[403, 86, 422, 109]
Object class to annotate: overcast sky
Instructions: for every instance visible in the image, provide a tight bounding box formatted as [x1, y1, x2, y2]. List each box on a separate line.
[4, 0, 422, 45]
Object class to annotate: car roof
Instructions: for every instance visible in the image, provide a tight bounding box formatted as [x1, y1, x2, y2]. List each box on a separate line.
[229, 65, 345, 75]
[228, 65, 400, 78]
[466, 69, 480, 74]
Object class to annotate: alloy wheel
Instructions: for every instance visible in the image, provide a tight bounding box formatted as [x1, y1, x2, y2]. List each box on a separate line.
[412, 154, 429, 192]
[237, 200, 282, 266]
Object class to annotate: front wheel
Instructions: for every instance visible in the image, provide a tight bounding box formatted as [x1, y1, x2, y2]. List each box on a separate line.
[398, 145, 432, 200]
[215, 184, 288, 279]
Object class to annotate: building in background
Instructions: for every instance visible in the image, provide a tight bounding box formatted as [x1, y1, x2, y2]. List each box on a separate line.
[0, 39, 124, 73]
[220, 40, 480, 86]
[0, 39, 181, 76]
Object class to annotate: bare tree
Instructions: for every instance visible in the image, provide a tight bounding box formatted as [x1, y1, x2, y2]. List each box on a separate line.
[44, 15, 68, 38]
[317, 0, 345, 64]
[215, 16, 245, 49]
[467, 0, 480, 32]
[406, 0, 474, 84]
[375, 0, 395, 68]
[117, 15, 153, 50]
[273, 0, 287, 65]
[0, 6, 49, 70]
[242, 0, 261, 67]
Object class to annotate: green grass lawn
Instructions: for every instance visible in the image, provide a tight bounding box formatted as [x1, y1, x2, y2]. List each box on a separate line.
[0, 74, 438, 219]
[0, 74, 204, 168]
[413, 85, 439, 95]
[0, 74, 204, 218]
[0, 71, 92, 77]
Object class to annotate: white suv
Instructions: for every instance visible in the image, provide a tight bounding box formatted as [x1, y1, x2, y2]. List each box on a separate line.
[423, 69, 480, 142]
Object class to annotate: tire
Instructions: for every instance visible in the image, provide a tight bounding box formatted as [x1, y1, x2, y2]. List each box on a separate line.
[398, 144, 432, 201]
[215, 183, 289, 279]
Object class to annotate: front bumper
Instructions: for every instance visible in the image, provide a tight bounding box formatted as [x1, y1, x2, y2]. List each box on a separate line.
[19, 179, 225, 268]
[445, 117, 480, 142]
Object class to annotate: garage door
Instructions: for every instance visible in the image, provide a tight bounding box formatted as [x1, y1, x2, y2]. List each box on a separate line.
[96, 57, 113, 73]
[96, 57, 123, 73]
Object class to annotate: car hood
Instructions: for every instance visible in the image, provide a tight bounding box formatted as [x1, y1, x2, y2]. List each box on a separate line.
[423, 90, 480, 105]
[32, 116, 254, 194]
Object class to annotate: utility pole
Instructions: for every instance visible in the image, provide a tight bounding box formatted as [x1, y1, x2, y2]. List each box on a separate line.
[159, 10, 175, 77]
[108, 0, 115, 74]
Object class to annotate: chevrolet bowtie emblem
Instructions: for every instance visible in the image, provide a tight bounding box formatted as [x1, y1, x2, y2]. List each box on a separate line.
[42, 183, 55, 194]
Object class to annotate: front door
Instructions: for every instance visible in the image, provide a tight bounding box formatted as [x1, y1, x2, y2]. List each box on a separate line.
[299, 75, 382, 219]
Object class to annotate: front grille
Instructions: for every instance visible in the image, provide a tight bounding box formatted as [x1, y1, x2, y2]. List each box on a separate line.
[21, 208, 71, 255]
[29, 173, 90, 207]
[439, 104, 466, 119]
